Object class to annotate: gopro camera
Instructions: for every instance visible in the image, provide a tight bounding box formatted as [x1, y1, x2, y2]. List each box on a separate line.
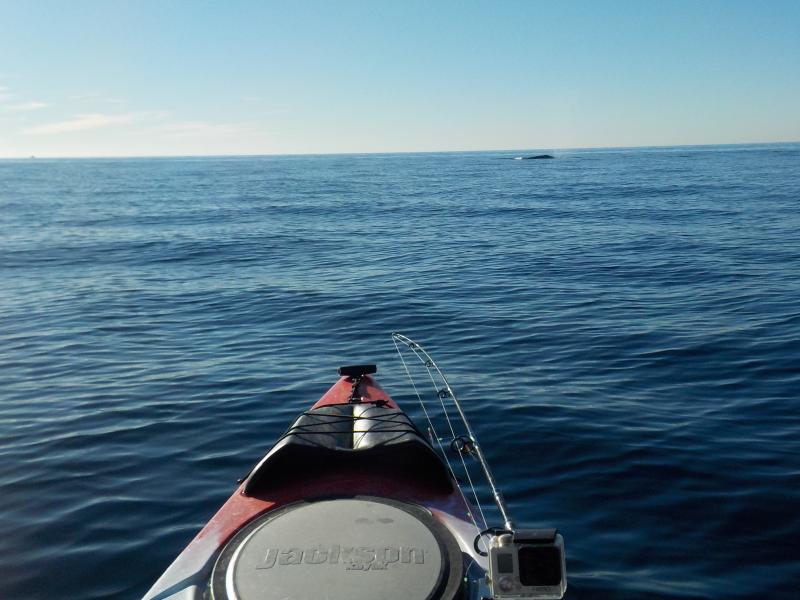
[488, 529, 567, 599]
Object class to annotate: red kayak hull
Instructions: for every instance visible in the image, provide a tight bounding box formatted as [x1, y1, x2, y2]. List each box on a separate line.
[142, 374, 478, 600]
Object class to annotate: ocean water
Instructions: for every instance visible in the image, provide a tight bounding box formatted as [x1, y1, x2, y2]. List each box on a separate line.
[1, 144, 799, 599]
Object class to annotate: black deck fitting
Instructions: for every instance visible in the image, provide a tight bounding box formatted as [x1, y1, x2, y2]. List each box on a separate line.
[337, 364, 377, 379]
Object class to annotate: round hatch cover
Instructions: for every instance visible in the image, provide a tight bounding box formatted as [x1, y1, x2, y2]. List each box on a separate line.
[211, 498, 457, 600]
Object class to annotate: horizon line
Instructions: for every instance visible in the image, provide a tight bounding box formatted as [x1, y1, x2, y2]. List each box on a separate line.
[1, 139, 797, 161]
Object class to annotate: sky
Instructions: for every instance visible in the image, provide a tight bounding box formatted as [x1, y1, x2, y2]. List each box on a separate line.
[1, 0, 798, 157]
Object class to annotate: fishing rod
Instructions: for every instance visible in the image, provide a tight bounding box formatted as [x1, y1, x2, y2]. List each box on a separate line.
[392, 332, 514, 530]
[392, 333, 567, 600]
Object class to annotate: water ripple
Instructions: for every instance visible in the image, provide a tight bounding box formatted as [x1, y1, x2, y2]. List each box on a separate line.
[1, 145, 799, 599]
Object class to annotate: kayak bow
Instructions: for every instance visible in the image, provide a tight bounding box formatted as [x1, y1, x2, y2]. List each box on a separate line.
[142, 338, 566, 600]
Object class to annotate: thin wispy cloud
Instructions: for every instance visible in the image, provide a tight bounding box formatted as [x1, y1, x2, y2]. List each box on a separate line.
[157, 120, 255, 137]
[68, 93, 126, 104]
[8, 101, 49, 111]
[0, 85, 49, 111]
[23, 112, 145, 135]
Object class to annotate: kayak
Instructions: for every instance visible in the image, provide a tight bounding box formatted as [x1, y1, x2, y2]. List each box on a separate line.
[142, 338, 566, 600]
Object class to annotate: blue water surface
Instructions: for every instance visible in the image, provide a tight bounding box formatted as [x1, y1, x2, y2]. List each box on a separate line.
[1, 145, 799, 599]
